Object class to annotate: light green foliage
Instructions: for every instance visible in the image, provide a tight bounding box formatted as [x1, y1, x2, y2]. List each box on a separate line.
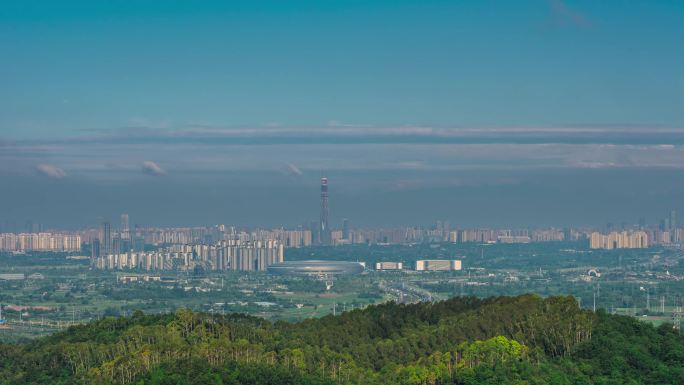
[0, 295, 682, 385]
[459, 336, 527, 368]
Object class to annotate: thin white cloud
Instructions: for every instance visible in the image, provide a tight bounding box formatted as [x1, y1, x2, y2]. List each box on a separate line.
[142, 160, 166, 176]
[5, 130, 684, 184]
[35, 164, 66, 179]
[286, 163, 304, 176]
[75, 125, 684, 145]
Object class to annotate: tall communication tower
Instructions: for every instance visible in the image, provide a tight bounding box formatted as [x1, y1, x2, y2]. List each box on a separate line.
[319, 176, 330, 245]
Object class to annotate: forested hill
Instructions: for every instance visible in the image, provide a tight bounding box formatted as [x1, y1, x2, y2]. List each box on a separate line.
[1, 295, 683, 385]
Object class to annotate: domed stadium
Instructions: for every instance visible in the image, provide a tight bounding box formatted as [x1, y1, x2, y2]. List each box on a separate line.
[267, 260, 365, 276]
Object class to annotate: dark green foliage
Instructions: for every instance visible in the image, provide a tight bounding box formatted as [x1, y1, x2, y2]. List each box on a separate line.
[570, 311, 684, 384]
[135, 360, 336, 385]
[0, 295, 682, 385]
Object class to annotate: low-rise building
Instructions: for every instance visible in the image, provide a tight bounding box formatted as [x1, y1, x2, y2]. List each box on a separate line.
[415, 260, 462, 271]
[375, 262, 403, 271]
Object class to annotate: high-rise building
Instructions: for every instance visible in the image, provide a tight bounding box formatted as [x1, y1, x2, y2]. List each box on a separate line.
[101, 221, 112, 256]
[0, 233, 81, 252]
[660, 218, 670, 231]
[319, 176, 330, 245]
[121, 213, 130, 240]
[342, 218, 350, 240]
[112, 235, 122, 255]
[589, 231, 649, 249]
[91, 238, 101, 260]
[308, 221, 318, 244]
[92, 239, 284, 272]
[668, 210, 678, 243]
[25, 220, 42, 233]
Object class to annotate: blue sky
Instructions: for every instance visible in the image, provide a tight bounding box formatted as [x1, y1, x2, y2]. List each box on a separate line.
[1, 1, 683, 228]
[2, 0, 683, 137]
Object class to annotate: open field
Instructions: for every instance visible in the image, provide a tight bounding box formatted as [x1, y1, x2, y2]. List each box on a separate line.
[2, 242, 684, 341]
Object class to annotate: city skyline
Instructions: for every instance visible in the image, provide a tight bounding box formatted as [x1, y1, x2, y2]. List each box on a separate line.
[3, 204, 684, 233]
[4, 210, 684, 253]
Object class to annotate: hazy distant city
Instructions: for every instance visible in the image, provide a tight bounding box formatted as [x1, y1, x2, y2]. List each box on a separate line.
[2, 176, 682, 331]
[1, 176, 682, 283]
[3, 176, 682, 262]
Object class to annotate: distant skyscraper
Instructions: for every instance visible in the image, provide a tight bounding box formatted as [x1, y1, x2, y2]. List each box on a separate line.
[660, 218, 670, 231]
[112, 235, 122, 255]
[309, 220, 319, 244]
[121, 213, 130, 240]
[101, 221, 112, 255]
[25, 220, 42, 233]
[91, 238, 101, 260]
[319, 176, 330, 245]
[670, 210, 677, 230]
[342, 218, 350, 240]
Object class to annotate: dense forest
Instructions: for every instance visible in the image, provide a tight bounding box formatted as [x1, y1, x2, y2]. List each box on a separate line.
[1, 294, 682, 384]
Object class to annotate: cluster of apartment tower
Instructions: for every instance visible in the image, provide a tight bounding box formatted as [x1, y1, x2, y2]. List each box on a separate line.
[0, 233, 81, 252]
[589, 231, 649, 250]
[91, 239, 284, 272]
